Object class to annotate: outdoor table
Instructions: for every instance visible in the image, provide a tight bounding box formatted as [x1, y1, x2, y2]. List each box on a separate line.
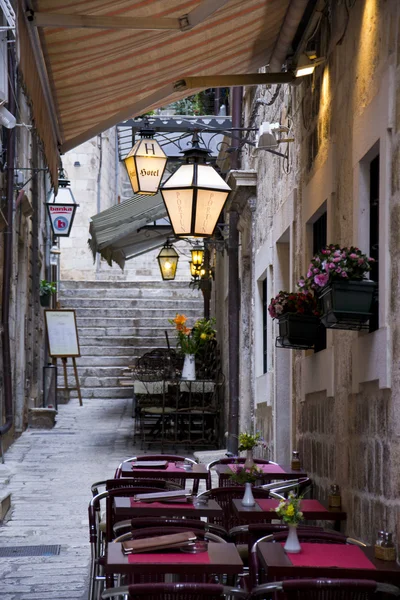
[232, 498, 346, 531]
[257, 541, 400, 584]
[215, 463, 308, 485]
[105, 541, 243, 577]
[114, 497, 223, 519]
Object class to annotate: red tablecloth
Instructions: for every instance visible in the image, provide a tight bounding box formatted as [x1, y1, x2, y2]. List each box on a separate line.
[227, 464, 285, 474]
[285, 543, 376, 570]
[129, 498, 195, 509]
[257, 499, 328, 512]
[128, 552, 210, 564]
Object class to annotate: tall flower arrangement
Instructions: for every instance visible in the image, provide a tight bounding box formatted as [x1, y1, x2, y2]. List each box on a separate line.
[298, 245, 375, 293]
[169, 314, 216, 355]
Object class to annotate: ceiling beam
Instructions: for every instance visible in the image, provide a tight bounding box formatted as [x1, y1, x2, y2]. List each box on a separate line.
[174, 73, 296, 90]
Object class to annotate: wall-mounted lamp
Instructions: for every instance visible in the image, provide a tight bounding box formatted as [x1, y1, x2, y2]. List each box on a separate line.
[191, 245, 204, 267]
[294, 53, 325, 77]
[124, 121, 167, 196]
[160, 132, 231, 238]
[157, 241, 179, 280]
[46, 167, 79, 237]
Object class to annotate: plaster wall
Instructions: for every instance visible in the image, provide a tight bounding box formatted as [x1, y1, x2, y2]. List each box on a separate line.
[232, 0, 400, 545]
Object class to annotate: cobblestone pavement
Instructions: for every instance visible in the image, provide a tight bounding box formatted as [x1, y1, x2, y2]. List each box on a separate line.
[0, 397, 139, 600]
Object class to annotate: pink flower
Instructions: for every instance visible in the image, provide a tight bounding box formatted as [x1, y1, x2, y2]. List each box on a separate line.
[334, 250, 341, 257]
[313, 268, 320, 274]
[349, 253, 357, 259]
[298, 279, 305, 287]
[327, 263, 336, 269]
[368, 257, 375, 262]
[333, 257, 341, 263]
[336, 267, 342, 273]
[314, 273, 329, 287]
[307, 270, 312, 278]
[358, 259, 364, 265]
[341, 271, 348, 277]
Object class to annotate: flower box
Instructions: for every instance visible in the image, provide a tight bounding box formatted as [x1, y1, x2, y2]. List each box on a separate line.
[40, 294, 52, 308]
[319, 280, 377, 330]
[277, 313, 320, 349]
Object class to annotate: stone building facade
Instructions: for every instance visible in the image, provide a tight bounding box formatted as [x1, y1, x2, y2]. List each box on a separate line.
[0, 31, 51, 452]
[215, 0, 400, 545]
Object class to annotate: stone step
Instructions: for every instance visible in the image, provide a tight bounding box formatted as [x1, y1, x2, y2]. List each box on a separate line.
[78, 336, 168, 347]
[78, 345, 160, 357]
[58, 366, 128, 378]
[72, 307, 201, 319]
[60, 280, 195, 290]
[77, 326, 178, 337]
[60, 287, 202, 300]
[66, 387, 134, 399]
[76, 317, 188, 328]
[72, 356, 136, 367]
[60, 297, 203, 309]
[59, 375, 129, 388]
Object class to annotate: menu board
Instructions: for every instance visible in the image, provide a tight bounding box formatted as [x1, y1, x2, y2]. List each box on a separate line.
[45, 310, 80, 357]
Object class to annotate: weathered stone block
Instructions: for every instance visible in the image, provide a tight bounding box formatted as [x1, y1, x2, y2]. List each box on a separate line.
[28, 408, 57, 429]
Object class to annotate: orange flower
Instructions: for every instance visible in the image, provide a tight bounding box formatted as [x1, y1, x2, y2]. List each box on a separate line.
[182, 326, 191, 336]
[173, 314, 187, 326]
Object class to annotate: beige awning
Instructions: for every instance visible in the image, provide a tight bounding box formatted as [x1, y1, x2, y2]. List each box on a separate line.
[17, 0, 308, 182]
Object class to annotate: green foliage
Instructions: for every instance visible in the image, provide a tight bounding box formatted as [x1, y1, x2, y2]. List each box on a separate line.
[227, 465, 263, 485]
[238, 432, 262, 452]
[274, 492, 304, 525]
[40, 280, 57, 296]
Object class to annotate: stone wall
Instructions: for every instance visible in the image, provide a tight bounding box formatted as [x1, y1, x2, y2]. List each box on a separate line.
[217, 0, 400, 545]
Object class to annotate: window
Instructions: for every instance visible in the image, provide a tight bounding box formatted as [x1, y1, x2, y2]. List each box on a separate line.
[313, 211, 327, 352]
[262, 278, 268, 373]
[369, 155, 379, 333]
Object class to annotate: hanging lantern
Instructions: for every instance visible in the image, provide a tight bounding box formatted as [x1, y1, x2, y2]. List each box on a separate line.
[160, 132, 231, 237]
[191, 245, 204, 267]
[46, 168, 79, 237]
[124, 122, 167, 195]
[189, 261, 201, 278]
[157, 242, 179, 280]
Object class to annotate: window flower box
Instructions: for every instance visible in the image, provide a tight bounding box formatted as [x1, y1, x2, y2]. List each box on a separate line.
[319, 280, 378, 330]
[276, 313, 321, 349]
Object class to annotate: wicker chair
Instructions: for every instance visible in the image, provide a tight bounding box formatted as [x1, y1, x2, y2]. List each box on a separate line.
[248, 579, 400, 600]
[102, 583, 247, 600]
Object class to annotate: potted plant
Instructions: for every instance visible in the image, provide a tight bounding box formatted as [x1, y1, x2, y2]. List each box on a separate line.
[268, 291, 321, 349]
[39, 280, 57, 308]
[226, 465, 263, 507]
[274, 492, 304, 554]
[298, 245, 377, 329]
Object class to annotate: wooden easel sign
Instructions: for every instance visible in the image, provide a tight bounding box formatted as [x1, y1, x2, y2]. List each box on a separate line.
[44, 309, 83, 406]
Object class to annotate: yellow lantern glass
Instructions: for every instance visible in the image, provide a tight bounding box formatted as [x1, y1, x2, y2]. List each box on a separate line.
[124, 137, 167, 195]
[191, 246, 204, 266]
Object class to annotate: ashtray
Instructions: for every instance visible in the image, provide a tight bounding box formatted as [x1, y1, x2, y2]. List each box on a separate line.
[176, 461, 193, 471]
[180, 541, 208, 554]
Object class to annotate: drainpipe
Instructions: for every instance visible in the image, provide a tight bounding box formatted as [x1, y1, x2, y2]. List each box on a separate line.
[226, 86, 242, 455]
[0, 41, 16, 451]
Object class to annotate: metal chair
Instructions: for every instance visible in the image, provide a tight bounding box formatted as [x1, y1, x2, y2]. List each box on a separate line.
[206, 457, 274, 489]
[114, 455, 200, 493]
[267, 477, 313, 499]
[248, 579, 400, 600]
[196, 486, 272, 533]
[114, 525, 228, 545]
[102, 583, 247, 600]
[114, 516, 229, 540]
[91, 478, 182, 497]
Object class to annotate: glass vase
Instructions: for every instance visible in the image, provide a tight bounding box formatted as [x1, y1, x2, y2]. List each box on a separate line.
[284, 524, 301, 554]
[244, 449, 255, 469]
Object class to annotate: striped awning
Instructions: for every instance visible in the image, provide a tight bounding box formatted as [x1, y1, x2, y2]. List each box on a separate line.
[17, 0, 305, 184]
[88, 192, 170, 269]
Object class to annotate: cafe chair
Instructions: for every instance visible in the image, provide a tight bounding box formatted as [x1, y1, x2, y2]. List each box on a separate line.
[102, 583, 248, 600]
[114, 526, 228, 545]
[196, 486, 272, 533]
[114, 455, 200, 493]
[114, 517, 229, 541]
[229, 523, 325, 553]
[248, 579, 400, 600]
[267, 477, 312, 499]
[249, 530, 366, 588]
[206, 457, 274, 489]
[91, 478, 182, 497]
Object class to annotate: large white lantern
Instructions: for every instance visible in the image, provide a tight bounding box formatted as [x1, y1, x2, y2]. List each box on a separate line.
[124, 126, 167, 195]
[160, 133, 231, 237]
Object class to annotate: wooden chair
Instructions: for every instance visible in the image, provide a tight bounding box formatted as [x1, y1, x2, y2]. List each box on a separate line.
[102, 583, 247, 600]
[248, 579, 400, 600]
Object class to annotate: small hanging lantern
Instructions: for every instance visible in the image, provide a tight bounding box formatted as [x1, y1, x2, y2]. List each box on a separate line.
[157, 241, 179, 280]
[191, 245, 204, 267]
[46, 167, 78, 237]
[124, 120, 167, 195]
[160, 132, 231, 237]
[189, 261, 201, 278]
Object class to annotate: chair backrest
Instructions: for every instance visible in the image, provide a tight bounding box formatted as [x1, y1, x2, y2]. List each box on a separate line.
[248, 579, 400, 600]
[206, 458, 273, 488]
[102, 583, 247, 600]
[269, 477, 312, 499]
[114, 455, 196, 478]
[115, 526, 227, 545]
[128, 517, 229, 540]
[197, 486, 271, 531]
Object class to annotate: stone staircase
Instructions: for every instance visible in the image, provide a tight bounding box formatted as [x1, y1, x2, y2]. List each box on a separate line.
[58, 281, 203, 400]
